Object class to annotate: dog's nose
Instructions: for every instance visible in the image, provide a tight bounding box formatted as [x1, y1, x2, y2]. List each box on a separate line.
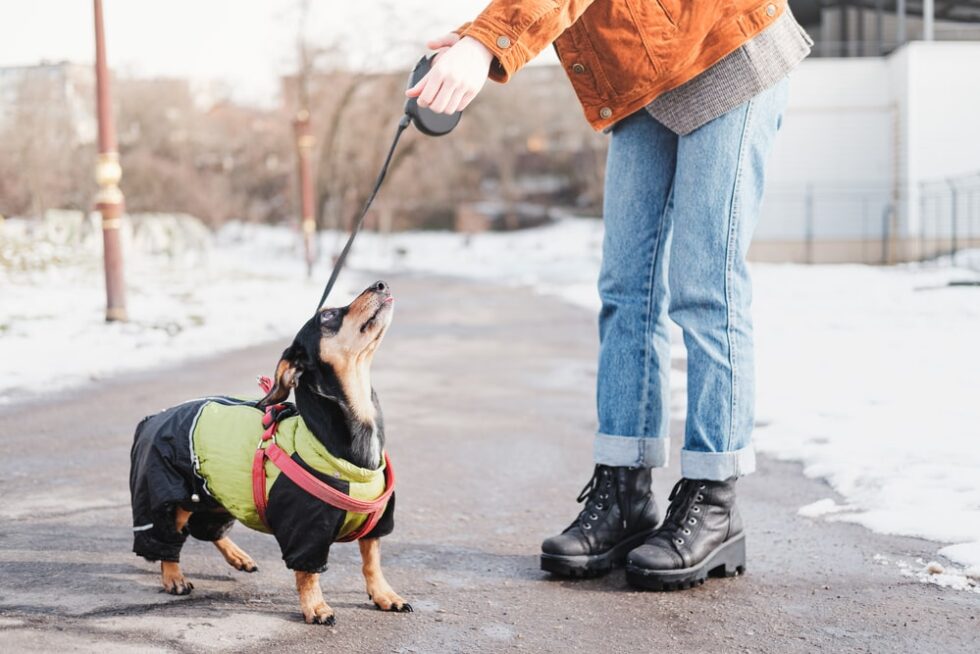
[373, 281, 388, 294]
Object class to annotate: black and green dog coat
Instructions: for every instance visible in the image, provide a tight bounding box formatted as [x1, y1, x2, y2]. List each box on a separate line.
[130, 397, 394, 572]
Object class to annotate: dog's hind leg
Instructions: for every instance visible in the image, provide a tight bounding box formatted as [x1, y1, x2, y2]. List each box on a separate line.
[295, 571, 335, 625]
[160, 507, 194, 595]
[214, 537, 258, 572]
[358, 538, 412, 612]
[161, 561, 193, 595]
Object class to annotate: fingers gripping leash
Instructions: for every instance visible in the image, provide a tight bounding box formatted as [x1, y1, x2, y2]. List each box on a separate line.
[315, 55, 463, 313]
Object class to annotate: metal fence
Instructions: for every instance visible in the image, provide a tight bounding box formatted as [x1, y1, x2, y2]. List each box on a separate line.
[754, 173, 980, 264]
[919, 172, 980, 261]
[756, 183, 896, 264]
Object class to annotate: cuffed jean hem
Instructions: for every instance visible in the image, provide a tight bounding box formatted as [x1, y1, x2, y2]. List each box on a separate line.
[680, 445, 756, 481]
[594, 433, 670, 468]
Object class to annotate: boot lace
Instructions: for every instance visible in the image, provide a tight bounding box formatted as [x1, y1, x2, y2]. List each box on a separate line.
[660, 478, 706, 546]
[569, 465, 615, 531]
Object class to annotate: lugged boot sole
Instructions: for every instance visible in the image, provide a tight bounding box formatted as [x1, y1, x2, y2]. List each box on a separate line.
[625, 532, 746, 591]
[540, 528, 658, 578]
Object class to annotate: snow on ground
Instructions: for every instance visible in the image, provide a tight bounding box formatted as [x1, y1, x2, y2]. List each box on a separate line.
[751, 262, 980, 584]
[3, 214, 979, 587]
[0, 215, 370, 402]
[874, 553, 980, 593]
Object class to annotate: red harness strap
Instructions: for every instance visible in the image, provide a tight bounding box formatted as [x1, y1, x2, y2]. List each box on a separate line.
[251, 404, 395, 542]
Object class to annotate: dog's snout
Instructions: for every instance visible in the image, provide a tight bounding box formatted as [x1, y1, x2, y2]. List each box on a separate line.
[373, 281, 388, 294]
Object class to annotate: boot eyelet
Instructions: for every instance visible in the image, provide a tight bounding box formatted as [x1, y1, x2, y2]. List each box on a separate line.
[688, 517, 696, 525]
[683, 528, 691, 535]
[699, 484, 706, 490]
[583, 523, 592, 530]
[692, 506, 700, 513]
[675, 538, 684, 545]
[595, 504, 604, 510]
[696, 494, 704, 501]
[589, 513, 598, 521]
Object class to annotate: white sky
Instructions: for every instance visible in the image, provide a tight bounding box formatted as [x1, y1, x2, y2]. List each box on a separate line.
[1, 1, 557, 105]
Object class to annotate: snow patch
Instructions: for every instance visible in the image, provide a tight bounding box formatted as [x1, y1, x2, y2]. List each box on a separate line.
[938, 542, 980, 569]
[874, 553, 979, 593]
[797, 498, 850, 518]
[897, 558, 980, 594]
[0, 217, 370, 403]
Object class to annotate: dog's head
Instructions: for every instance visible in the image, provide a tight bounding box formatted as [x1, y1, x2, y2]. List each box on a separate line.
[258, 280, 394, 409]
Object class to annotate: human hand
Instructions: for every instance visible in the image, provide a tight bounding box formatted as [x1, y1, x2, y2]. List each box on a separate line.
[426, 32, 462, 56]
[405, 35, 493, 115]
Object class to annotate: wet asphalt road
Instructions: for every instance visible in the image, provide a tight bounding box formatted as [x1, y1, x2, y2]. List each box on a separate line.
[0, 274, 977, 653]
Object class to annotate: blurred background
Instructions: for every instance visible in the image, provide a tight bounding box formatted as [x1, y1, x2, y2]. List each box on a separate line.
[2, 1, 978, 262]
[1, 1, 978, 591]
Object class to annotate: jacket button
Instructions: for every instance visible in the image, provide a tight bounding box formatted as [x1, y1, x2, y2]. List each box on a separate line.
[496, 35, 511, 49]
[571, 63, 586, 74]
[766, 4, 776, 16]
[599, 107, 613, 119]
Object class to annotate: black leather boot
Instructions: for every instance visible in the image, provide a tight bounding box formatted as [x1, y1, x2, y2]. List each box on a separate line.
[625, 478, 745, 590]
[540, 465, 660, 578]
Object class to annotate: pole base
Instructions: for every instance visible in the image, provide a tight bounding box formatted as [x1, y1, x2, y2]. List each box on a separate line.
[105, 306, 128, 322]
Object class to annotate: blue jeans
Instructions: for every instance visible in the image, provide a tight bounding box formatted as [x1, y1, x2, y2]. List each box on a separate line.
[594, 79, 789, 481]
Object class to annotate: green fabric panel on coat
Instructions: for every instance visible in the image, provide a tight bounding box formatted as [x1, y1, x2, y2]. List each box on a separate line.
[191, 401, 387, 537]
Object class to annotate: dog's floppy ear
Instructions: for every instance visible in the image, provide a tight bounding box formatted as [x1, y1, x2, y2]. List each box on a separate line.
[257, 343, 310, 408]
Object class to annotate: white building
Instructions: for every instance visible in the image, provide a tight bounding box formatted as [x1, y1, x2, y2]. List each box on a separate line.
[752, 1, 980, 262]
[0, 61, 96, 145]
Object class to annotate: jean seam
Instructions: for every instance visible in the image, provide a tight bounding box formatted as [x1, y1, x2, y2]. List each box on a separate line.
[723, 98, 756, 453]
[637, 181, 672, 437]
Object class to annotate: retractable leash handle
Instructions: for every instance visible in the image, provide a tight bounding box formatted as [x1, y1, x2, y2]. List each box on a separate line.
[404, 54, 463, 136]
[315, 54, 463, 312]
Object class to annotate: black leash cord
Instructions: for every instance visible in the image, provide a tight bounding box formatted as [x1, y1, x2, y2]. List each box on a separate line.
[315, 114, 412, 313]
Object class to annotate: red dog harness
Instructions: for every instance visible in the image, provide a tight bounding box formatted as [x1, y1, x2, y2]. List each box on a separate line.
[251, 378, 395, 542]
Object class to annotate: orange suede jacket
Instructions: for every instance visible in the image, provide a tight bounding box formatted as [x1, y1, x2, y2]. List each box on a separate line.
[457, 0, 788, 132]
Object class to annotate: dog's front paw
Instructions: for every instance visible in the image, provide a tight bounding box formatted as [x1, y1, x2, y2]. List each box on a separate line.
[214, 538, 258, 573]
[369, 588, 413, 613]
[160, 562, 194, 596]
[302, 602, 336, 626]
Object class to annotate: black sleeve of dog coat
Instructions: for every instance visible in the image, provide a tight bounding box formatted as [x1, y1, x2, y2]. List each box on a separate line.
[361, 491, 395, 540]
[133, 503, 189, 562]
[266, 453, 347, 573]
[130, 407, 202, 562]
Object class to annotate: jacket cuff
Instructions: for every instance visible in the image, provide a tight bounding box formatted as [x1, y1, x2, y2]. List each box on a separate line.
[459, 16, 530, 83]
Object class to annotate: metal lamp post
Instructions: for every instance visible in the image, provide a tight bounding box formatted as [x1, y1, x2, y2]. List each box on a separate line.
[293, 109, 317, 277]
[93, 0, 127, 322]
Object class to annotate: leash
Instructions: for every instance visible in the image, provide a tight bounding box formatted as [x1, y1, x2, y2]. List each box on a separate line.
[315, 115, 410, 313]
[252, 378, 395, 542]
[251, 55, 461, 537]
[314, 54, 462, 312]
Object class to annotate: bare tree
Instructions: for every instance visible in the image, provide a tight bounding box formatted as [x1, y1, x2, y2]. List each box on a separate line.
[0, 75, 93, 217]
